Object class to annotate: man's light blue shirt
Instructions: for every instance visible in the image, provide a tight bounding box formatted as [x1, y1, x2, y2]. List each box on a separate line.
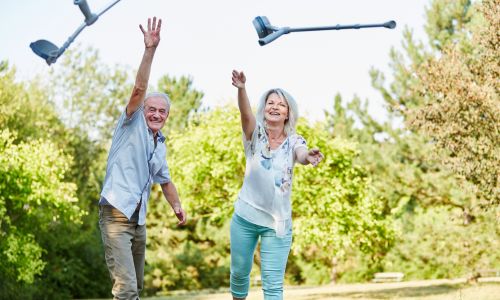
[100, 105, 170, 225]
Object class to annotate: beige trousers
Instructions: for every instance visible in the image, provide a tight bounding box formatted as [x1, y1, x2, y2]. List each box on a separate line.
[99, 205, 146, 300]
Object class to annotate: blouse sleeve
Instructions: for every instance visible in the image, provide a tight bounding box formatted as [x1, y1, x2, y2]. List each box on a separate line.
[292, 134, 308, 162]
[243, 122, 261, 158]
[293, 134, 307, 150]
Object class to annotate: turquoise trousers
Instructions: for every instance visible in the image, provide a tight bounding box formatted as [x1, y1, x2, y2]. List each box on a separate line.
[230, 214, 292, 300]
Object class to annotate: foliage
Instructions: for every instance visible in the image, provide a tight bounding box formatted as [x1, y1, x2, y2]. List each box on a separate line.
[325, 0, 500, 282]
[167, 106, 245, 222]
[49, 46, 132, 140]
[145, 209, 231, 293]
[41, 46, 207, 297]
[292, 121, 394, 274]
[424, 0, 474, 51]
[410, 0, 500, 205]
[29, 219, 112, 300]
[0, 130, 83, 286]
[1, 0, 498, 295]
[157, 75, 204, 132]
[326, 95, 471, 220]
[382, 206, 500, 279]
[142, 106, 394, 292]
[0, 59, 111, 299]
[144, 107, 242, 293]
[363, 0, 491, 217]
[0, 64, 85, 291]
[0, 62, 65, 143]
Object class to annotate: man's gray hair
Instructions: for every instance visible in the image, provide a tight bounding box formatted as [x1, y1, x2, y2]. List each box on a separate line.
[145, 92, 171, 111]
[255, 88, 299, 136]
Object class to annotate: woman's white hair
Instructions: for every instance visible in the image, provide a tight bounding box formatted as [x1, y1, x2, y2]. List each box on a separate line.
[145, 92, 171, 111]
[255, 88, 299, 136]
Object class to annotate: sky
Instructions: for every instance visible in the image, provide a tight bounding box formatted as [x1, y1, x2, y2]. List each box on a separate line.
[0, 0, 429, 121]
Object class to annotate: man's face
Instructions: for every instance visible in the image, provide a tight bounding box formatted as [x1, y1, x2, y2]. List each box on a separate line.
[144, 96, 169, 134]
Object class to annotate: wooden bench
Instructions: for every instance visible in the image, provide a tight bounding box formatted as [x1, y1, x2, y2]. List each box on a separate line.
[468, 269, 500, 280]
[477, 269, 500, 277]
[372, 272, 404, 283]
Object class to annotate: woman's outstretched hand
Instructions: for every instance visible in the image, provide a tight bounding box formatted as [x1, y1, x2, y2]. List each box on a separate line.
[140, 17, 162, 49]
[306, 148, 324, 167]
[232, 70, 246, 89]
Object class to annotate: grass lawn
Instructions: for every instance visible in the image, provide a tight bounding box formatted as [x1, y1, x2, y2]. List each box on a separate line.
[144, 278, 500, 300]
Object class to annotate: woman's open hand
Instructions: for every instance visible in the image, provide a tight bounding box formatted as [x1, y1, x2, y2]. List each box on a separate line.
[232, 70, 246, 89]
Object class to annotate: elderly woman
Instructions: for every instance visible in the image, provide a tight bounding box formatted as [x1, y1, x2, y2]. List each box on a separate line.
[230, 70, 323, 300]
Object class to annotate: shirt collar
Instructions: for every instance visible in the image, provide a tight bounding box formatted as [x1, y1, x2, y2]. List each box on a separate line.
[157, 130, 166, 143]
[147, 128, 166, 143]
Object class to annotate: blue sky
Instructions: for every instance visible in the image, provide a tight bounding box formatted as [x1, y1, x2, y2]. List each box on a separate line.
[0, 0, 429, 121]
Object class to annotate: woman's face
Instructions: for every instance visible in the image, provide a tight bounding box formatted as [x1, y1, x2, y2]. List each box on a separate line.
[264, 93, 289, 125]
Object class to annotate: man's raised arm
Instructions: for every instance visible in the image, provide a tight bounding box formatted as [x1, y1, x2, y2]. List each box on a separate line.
[126, 17, 162, 117]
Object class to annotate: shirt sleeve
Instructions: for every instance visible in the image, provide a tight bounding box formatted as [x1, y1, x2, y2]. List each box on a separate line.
[113, 105, 144, 137]
[122, 105, 144, 126]
[153, 160, 171, 184]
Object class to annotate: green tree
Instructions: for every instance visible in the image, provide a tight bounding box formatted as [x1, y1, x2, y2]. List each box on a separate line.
[0, 129, 83, 290]
[325, 0, 499, 281]
[156, 75, 204, 132]
[382, 206, 500, 280]
[364, 0, 485, 219]
[143, 106, 394, 292]
[1, 48, 224, 297]
[292, 121, 394, 282]
[49, 46, 132, 140]
[410, 0, 499, 205]
[326, 95, 469, 220]
[144, 107, 242, 293]
[166, 106, 245, 222]
[0, 60, 113, 299]
[0, 61, 65, 143]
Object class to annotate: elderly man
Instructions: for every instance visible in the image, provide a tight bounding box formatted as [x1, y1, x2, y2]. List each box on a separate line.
[98, 17, 187, 300]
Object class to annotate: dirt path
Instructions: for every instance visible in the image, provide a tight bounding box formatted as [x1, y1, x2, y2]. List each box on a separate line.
[152, 278, 500, 300]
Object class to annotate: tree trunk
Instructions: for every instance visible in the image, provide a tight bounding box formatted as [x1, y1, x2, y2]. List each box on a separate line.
[331, 256, 338, 284]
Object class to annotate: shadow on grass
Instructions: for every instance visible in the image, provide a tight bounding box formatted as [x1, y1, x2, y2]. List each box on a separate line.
[299, 283, 462, 300]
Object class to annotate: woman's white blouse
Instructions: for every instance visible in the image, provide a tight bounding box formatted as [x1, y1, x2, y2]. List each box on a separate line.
[234, 122, 307, 237]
